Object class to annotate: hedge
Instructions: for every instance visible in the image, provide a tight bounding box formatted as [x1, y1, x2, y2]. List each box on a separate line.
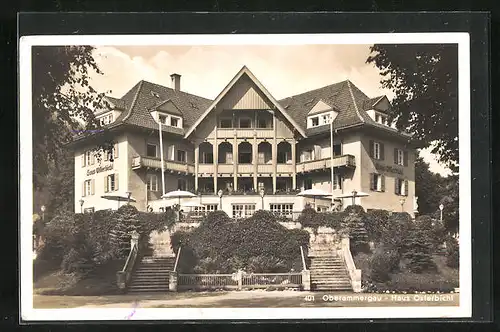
[171, 210, 310, 273]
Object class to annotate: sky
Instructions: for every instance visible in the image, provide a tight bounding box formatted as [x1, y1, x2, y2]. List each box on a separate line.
[87, 44, 452, 177]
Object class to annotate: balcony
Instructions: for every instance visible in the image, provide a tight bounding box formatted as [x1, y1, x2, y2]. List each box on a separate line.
[257, 164, 273, 174]
[296, 154, 356, 173]
[131, 156, 194, 174]
[217, 128, 274, 139]
[276, 164, 294, 175]
[198, 164, 214, 176]
[237, 164, 254, 174]
[218, 164, 234, 175]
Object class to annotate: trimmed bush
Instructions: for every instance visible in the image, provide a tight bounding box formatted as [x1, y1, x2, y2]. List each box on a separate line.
[298, 207, 344, 231]
[171, 209, 309, 273]
[369, 247, 400, 282]
[341, 211, 370, 254]
[365, 209, 390, 243]
[344, 204, 366, 215]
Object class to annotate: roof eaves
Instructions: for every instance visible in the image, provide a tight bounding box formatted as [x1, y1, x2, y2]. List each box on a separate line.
[121, 80, 144, 123]
[346, 80, 365, 123]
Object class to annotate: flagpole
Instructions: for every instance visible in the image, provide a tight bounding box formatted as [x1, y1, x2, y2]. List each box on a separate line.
[330, 113, 335, 210]
[159, 120, 166, 197]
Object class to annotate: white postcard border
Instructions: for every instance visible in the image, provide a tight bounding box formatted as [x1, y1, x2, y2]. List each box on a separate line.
[20, 32, 472, 321]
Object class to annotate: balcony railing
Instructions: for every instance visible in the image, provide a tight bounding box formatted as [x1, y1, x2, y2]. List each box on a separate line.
[276, 164, 294, 174]
[131, 156, 194, 174]
[296, 154, 356, 173]
[237, 164, 254, 174]
[217, 128, 274, 139]
[257, 164, 273, 173]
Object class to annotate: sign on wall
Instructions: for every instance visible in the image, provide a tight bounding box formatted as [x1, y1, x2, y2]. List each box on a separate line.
[86, 164, 114, 176]
[374, 162, 404, 175]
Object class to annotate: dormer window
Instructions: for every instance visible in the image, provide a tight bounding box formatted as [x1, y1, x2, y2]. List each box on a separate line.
[170, 117, 179, 127]
[99, 113, 114, 126]
[153, 111, 183, 129]
[158, 114, 168, 124]
[310, 117, 319, 127]
[373, 111, 389, 126]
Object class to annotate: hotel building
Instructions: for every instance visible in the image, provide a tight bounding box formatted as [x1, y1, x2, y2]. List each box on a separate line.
[69, 66, 416, 218]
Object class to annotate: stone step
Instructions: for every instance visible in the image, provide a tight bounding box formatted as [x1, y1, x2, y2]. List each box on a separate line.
[128, 282, 169, 288]
[130, 280, 169, 285]
[132, 276, 169, 281]
[128, 287, 170, 293]
[311, 278, 351, 282]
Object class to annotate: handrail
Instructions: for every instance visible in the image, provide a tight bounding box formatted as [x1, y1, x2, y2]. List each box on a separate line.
[300, 246, 307, 271]
[173, 246, 182, 272]
[340, 237, 362, 292]
[122, 243, 138, 273]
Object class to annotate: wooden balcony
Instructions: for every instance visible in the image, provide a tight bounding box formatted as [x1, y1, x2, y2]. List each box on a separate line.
[237, 164, 254, 174]
[276, 164, 294, 175]
[257, 164, 273, 174]
[217, 128, 274, 139]
[218, 164, 234, 175]
[131, 156, 194, 174]
[296, 154, 356, 173]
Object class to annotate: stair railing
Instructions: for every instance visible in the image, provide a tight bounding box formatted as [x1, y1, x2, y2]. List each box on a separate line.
[300, 245, 308, 271]
[173, 246, 182, 272]
[340, 237, 362, 293]
[117, 242, 139, 290]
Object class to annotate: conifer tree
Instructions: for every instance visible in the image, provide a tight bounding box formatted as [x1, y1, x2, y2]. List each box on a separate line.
[403, 225, 437, 273]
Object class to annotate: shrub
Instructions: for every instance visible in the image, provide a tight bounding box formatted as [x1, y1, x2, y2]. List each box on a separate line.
[344, 204, 366, 215]
[172, 209, 309, 273]
[298, 207, 344, 231]
[445, 236, 459, 268]
[380, 212, 413, 254]
[109, 205, 140, 259]
[341, 212, 370, 254]
[365, 209, 390, 243]
[369, 247, 400, 282]
[403, 225, 438, 274]
[38, 211, 77, 263]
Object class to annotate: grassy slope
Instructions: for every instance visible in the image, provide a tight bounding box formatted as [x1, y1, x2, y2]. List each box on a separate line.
[34, 259, 126, 296]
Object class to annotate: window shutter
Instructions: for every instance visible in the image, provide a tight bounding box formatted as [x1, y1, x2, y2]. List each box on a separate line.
[380, 143, 385, 160]
[115, 173, 119, 191]
[381, 175, 385, 192]
[82, 154, 86, 167]
[395, 178, 400, 195]
[114, 143, 119, 159]
[404, 151, 409, 167]
[369, 140, 374, 158]
[394, 148, 398, 165]
[104, 148, 109, 161]
[91, 179, 95, 195]
[404, 180, 409, 196]
[82, 182, 86, 197]
[104, 176, 108, 193]
[369, 173, 374, 191]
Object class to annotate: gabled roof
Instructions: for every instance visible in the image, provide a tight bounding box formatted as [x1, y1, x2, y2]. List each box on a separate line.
[113, 80, 212, 135]
[184, 66, 306, 138]
[153, 99, 183, 116]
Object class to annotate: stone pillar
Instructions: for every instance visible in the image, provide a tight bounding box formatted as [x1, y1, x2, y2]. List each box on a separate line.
[194, 143, 199, 191]
[130, 230, 139, 250]
[116, 271, 126, 290]
[237, 269, 243, 290]
[169, 271, 178, 292]
[301, 269, 311, 291]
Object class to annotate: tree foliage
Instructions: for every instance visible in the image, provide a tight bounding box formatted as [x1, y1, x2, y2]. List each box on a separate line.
[32, 46, 111, 189]
[367, 44, 458, 172]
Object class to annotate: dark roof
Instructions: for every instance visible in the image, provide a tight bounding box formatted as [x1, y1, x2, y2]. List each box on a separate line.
[89, 76, 407, 140]
[114, 80, 212, 136]
[104, 96, 126, 110]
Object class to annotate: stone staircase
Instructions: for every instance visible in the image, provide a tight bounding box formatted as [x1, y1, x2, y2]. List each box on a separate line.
[309, 248, 352, 291]
[128, 256, 175, 293]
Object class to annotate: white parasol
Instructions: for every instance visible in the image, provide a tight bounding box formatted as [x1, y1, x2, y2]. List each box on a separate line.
[335, 190, 369, 205]
[101, 192, 136, 209]
[297, 188, 332, 207]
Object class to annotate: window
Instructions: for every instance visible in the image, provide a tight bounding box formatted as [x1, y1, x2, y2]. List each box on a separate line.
[147, 174, 158, 191]
[84, 207, 95, 214]
[232, 204, 256, 218]
[105, 174, 118, 192]
[220, 118, 232, 128]
[333, 143, 342, 156]
[177, 179, 187, 191]
[370, 173, 385, 192]
[201, 151, 213, 164]
[204, 204, 218, 212]
[146, 143, 157, 157]
[394, 148, 408, 166]
[304, 178, 313, 190]
[277, 151, 291, 164]
[105, 145, 118, 161]
[322, 114, 331, 125]
[302, 150, 313, 162]
[170, 117, 179, 127]
[158, 114, 168, 124]
[316, 205, 328, 212]
[83, 179, 93, 196]
[85, 151, 95, 166]
[310, 116, 319, 127]
[395, 178, 408, 196]
[270, 204, 293, 218]
[375, 114, 381, 123]
[99, 113, 114, 126]
[257, 118, 269, 128]
[370, 140, 384, 160]
[332, 170, 342, 190]
[239, 118, 252, 128]
[177, 150, 186, 163]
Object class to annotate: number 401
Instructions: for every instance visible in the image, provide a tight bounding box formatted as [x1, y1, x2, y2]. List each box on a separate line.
[304, 295, 315, 302]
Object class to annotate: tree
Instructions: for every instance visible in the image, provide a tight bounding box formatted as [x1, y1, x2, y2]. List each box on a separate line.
[32, 46, 111, 190]
[367, 44, 459, 173]
[403, 224, 437, 274]
[415, 154, 445, 215]
[45, 147, 75, 215]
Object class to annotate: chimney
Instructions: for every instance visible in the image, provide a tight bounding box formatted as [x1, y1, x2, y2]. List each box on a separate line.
[170, 73, 181, 91]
